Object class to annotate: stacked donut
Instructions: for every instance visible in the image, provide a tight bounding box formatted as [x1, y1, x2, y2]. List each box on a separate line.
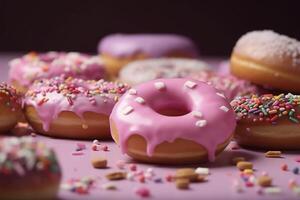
[230, 30, 300, 149]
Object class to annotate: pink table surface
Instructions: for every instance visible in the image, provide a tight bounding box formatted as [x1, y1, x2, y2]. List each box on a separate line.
[1, 53, 300, 200]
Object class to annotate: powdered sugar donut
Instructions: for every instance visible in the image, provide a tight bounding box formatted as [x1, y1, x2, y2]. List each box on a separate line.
[230, 30, 300, 92]
[189, 71, 260, 101]
[9, 52, 107, 93]
[24, 75, 130, 139]
[119, 58, 210, 85]
[98, 34, 199, 77]
[110, 78, 236, 164]
[0, 136, 61, 200]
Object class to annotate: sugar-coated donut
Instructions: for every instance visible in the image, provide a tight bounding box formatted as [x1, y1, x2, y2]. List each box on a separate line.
[189, 71, 260, 101]
[98, 34, 199, 77]
[119, 58, 210, 85]
[110, 78, 236, 164]
[231, 93, 300, 150]
[0, 136, 61, 200]
[9, 52, 107, 93]
[230, 30, 300, 92]
[0, 83, 22, 133]
[24, 75, 130, 139]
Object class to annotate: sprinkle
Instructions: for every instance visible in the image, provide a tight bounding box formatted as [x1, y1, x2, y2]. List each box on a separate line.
[191, 111, 203, 118]
[257, 176, 272, 187]
[154, 82, 166, 90]
[289, 179, 297, 188]
[129, 164, 137, 171]
[195, 120, 207, 127]
[216, 92, 226, 98]
[281, 164, 288, 171]
[220, 105, 229, 112]
[106, 172, 127, 181]
[72, 152, 84, 156]
[165, 174, 173, 182]
[176, 178, 190, 189]
[138, 175, 146, 183]
[293, 167, 299, 174]
[232, 179, 243, 193]
[101, 183, 117, 190]
[126, 172, 135, 181]
[91, 144, 100, 151]
[243, 169, 254, 175]
[128, 89, 137, 95]
[175, 168, 198, 182]
[154, 178, 162, 183]
[92, 139, 100, 145]
[135, 187, 150, 198]
[236, 161, 253, 171]
[264, 187, 282, 195]
[195, 167, 209, 175]
[91, 157, 107, 168]
[82, 124, 88, 129]
[265, 151, 282, 158]
[100, 145, 109, 151]
[135, 97, 145, 104]
[76, 143, 86, 151]
[122, 106, 134, 115]
[116, 160, 126, 169]
[184, 80, 197, 89]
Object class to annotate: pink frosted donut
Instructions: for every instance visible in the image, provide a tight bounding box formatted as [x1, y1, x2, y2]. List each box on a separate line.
[24, 75, 130, 139]
[119, 58, 210, 85]
[189, 71, 260, 101]
[110, 78, 236, 164]
[9, 52, 107, 93]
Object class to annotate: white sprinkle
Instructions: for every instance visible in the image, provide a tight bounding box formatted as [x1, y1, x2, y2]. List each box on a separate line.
[122, 106, 134, 115]
[195, 167, 209, 175]
[135, 97, 145, 104]
[191, 111, 203, 118]
[184, 80, 197, 89]
[292, 186, 300, 195]
[195, 120, 207, 127]
[264, 187, 282, 195]
[128, 89, 137, 95]
[233, 180, 243, 193]
[126, 172, 135, 181]
[102, 182, 117, 190]
[92, 139, 100, 145]
[154, 82, 166, 90]
[216, 92, 226, 98]
[220, 106, 229, 112]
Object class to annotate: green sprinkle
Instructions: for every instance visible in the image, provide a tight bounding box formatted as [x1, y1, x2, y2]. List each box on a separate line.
[289, 117, 299, 123]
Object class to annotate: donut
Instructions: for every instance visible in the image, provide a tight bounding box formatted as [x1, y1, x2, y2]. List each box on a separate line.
[9, 51, 107, 93]
[189, 71, 261, 101]
[24, 75, 130, 139]
[0, 83, 22, 133]
[98, 34, 199, 77]
[231, 93, 300, 150]
[110, 78, 236, 164]
[119, 58, 210, 85]
[230, 30, 300, 92]
[0, 136, 61, 200]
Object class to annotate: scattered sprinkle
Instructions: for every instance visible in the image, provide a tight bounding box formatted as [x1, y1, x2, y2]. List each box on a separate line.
[257, 176, 272, 187]
[106, 172, 127, 181]
[101, 182, 117, 190]
[135, 97, 145, 104]
[216, 92, 226, 98]
[237, 161, 253, 171]
[91, 157, 107, 168]
[135, 187, 150, 198]
[191, 111, 203, 118]
[265, 151, 282, 158]
[176, 178, 190, 189]
[195, 167, 209, 175]
[128, 89, 137, 95]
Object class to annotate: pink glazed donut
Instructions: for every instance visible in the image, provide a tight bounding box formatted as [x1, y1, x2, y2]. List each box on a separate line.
[9, 52, 107, 93]
[110, 78, 236, 164]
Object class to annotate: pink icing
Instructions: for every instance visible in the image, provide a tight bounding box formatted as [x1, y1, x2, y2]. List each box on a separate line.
[110, 78, 236, 161]
[189, 71, 260, 101]
[25, 76, 129, 131]
[98, 34, 199, 58]
[9, 52, 107, 87]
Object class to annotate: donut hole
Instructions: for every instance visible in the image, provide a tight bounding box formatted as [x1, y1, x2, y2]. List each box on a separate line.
[148, 94, 191, 117]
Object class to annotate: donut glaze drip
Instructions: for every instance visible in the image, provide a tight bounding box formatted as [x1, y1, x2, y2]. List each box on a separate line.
[110, 78, 236, 161]
[98, 34, 199, 58]
[9, 52, 107, 87]
[25, 76, 130, 131]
